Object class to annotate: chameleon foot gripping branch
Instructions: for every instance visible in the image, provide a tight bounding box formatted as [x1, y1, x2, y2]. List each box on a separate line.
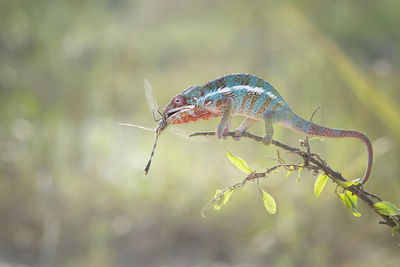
[162, 73, 373, 184]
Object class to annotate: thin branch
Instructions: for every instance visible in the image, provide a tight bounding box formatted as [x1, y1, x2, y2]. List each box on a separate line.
[303, 105, 320, 164]
[189, 131, 346, 182]
[309, 105, 321, 122]
[189, 130, 400, 232]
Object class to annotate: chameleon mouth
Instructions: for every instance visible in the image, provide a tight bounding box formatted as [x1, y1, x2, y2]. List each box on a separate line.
[165, 105, 195, 120]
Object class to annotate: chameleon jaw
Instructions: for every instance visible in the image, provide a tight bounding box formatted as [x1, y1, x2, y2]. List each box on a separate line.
[165, 105, 195, 123]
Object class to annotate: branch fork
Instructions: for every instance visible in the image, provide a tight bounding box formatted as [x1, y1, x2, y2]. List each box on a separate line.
[189, 130, 400, 234]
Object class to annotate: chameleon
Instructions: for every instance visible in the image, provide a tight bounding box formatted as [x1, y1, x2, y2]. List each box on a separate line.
[162, 73, 373, 184]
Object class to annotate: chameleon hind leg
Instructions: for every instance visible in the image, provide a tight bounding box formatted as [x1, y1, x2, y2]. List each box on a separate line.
[216, 97, 234, 139]
[263, 122, 274, 145]
[263, 114, 275, 145]
[233, 117, 258, 140]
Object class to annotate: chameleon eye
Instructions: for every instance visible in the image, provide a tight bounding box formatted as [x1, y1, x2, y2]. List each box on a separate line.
[174, 95, 185, 107]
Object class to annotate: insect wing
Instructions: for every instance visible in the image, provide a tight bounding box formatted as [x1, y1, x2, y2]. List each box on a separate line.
[144, 79, 159, 120]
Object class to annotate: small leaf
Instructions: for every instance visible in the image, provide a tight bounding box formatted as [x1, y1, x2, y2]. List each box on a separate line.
[339, 191, 361, 217]
[213, 188, 236, 210]
[260, 189, 277, 214]
[314, 174, 328, 197]
[337, 180, 361, 188]
[285, 170, 292, 183]
[392, 225, 400, 236]
[226, 151, 253, 173]
[213, 190, 224, 210]
[297, 165, 303, 184]
[284, 166, 294, 183]
[222, 188, 235, 205]
[374, 201, 400, 216]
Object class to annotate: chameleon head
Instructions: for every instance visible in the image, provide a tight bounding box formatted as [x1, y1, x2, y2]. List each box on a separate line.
[163, 94, 197, 124]
[163, 90, 217, 125]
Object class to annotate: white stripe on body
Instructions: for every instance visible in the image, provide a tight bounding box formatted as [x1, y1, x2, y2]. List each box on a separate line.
[200, 85, 277, 104]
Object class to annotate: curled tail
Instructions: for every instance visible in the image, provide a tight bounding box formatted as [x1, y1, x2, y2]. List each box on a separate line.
[279, 109, 373, 184]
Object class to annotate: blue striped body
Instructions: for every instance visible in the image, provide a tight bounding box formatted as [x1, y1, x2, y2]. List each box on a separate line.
[183, 73, 288, 121]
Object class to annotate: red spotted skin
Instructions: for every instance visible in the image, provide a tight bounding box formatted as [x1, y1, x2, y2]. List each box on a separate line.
[167, 108, 221, 124]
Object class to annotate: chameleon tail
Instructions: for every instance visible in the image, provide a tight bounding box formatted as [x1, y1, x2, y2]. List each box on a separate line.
[279, 109, 373, 185]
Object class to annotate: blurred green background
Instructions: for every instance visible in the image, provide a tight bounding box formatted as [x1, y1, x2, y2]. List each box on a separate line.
[1, 0, 400, 266]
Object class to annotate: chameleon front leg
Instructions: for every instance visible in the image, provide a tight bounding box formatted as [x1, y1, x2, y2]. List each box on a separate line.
[216, 97, 234, 139]
[222, 116, 232, 138]
[233, 117, 258, 140]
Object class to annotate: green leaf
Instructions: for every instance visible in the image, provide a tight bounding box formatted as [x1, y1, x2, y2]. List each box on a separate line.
[337, 180, 361, 188]
[314, 174, 328, 198]
[226, 151, 253, 173]
[297, 165, 303, 184]
[260, 189, 277, 214]
[213, 188, 236, 210]
[374, 201, 400, 216]
[285, 171, 292, 183]
[284, 166, 294, 183]
[339, 191, 361, 217]
[213, 190, 224, 210]
[392, 225, 400, 236]
[222, 188, 235, 205]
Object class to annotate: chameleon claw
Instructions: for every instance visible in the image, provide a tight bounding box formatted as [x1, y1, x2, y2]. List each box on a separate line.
[233, 130, 243, 141]
[262, 133, 272, 145]
[217, 122, 231, 140]
[221, 128, 230, 139]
